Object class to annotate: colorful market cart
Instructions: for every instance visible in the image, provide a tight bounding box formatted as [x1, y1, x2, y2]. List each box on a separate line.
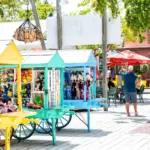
[58, 50, 106, 132]
[0, 41, 38, 150]
[23, 50, 107, 132]
[11, 50, 74, 145]
[0, 117, 24, 150]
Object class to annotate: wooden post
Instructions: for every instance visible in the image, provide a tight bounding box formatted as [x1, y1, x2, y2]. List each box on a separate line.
[56, 0, 63, 50]
[102, 9, 108, 111]
[5, 126, 10, 150]
[17, 64, 22, 111]
[30, 0, 46, 50]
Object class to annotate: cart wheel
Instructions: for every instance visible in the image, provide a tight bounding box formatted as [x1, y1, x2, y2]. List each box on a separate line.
[55, 114, 72, 130]
[35, 119, 53, 134]
[13, 122, 36, 140]
[0, 128, 14, 147]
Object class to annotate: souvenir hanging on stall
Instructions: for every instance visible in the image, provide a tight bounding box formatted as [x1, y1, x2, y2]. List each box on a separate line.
[64, 70, 93, 100]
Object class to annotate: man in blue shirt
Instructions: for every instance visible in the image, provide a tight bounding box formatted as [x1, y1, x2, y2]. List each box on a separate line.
[119, 66, 138, 116]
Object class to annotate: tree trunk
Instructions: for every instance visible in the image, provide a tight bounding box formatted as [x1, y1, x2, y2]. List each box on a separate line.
[102, 9, 108, 111]
[30, 0, 46, 50]
[56, 0, 62, 50]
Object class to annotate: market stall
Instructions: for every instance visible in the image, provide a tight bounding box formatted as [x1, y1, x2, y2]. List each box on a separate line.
[11, 50, 74, 145]
[59, 50, 106, 132]
[0, 41, 38, 150]
[27, 50, 106, 132]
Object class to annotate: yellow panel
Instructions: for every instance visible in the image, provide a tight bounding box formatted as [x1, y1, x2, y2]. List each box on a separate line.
[0, 111, 36, 118]
[0, 117, 23, 129]
[17, 64, 22, 111]
[0, 41, 23, 65]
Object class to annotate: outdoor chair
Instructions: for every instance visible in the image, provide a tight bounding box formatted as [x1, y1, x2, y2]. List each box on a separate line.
[119, 86, 126, 104]
[96, 87, 103, 98]
[108, 87, 117, 107]
[137, 85, 145, 103]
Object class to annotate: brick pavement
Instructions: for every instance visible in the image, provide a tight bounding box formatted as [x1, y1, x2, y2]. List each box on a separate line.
[11, 95, 150, 150]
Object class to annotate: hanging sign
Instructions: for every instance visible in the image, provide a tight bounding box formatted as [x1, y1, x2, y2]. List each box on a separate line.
[47, 13, 121, 49]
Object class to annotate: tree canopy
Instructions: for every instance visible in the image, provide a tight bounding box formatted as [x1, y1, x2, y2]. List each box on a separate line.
[78, 0, 150, 43]
[0, 0, 55, 21]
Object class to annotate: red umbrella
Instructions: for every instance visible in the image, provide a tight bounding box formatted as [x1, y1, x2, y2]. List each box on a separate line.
[107, 50, 150, 66]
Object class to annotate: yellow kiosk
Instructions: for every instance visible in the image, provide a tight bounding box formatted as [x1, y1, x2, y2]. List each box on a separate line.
[0, 41, 37, 150]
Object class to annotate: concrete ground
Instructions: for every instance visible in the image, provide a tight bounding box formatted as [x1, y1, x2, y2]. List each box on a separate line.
[11, 94, 150, 150]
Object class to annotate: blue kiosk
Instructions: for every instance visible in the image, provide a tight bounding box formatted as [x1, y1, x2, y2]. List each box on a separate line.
[34, 50, 106, 132]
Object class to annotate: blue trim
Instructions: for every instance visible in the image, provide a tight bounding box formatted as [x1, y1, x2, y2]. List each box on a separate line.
[84, 66, 86, 101]
[93, 67, 96, 99]
[64, 99, 101, 109]
[87, 109, 90, 132]
[65, 63, 96, 67]
[87, 52, 97, 65]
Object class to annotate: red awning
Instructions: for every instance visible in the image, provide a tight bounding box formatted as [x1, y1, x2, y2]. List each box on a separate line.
[107, 50, 150, 66]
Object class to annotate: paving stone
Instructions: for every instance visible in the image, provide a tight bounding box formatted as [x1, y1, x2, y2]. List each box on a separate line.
[11, 97, 150, 150]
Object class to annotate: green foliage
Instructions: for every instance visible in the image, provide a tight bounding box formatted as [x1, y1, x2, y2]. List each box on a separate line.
[78, 0, 119, 18]
[77, 45, 101, 50]
[37, 3, 55, 19]
[34, 96, 43, 107]
[123, 0, 150, 43]
[134, 64, 150, 74]
[78, 0, 150, 43]
[140, 64, 150, 73]
[121, 18, 139, 43]
[0, 0, 55, 22]
[18, 3, 55, 20]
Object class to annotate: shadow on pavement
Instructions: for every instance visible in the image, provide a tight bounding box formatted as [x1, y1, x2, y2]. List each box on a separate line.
[56, 129, 112, 138]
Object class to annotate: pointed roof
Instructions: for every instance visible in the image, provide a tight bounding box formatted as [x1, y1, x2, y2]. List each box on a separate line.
[58, 50, 96, 67]
[21, 51, 65, 68]
[22, 50, 96, 67]
[48, 51, 65, 68]
[0, 41, 23, 65]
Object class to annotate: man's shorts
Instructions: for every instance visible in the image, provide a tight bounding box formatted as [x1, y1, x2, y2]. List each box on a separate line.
[124, 92, 137, 103]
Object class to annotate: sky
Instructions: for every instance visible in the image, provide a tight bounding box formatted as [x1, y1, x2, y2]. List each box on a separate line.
[47, 0, 83, 14]
[45, 0, 124, 16]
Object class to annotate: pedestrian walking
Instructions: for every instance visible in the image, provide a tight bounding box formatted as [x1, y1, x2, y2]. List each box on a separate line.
[119, 66, 138, 116]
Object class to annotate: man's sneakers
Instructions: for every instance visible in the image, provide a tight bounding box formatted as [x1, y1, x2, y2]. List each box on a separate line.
[135, 112, 138, 117]
[127, 112, 138, 117]
[127, 113, 130, 117]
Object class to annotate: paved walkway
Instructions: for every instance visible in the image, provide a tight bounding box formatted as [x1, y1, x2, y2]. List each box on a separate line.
[11, 95, 150, 150]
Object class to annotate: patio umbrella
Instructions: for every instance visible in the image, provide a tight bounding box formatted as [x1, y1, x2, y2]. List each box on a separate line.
[107, 50, 150, 66]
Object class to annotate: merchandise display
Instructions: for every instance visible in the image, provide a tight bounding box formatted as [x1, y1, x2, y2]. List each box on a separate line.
[0, 98, 17, 114]
[21, 69, 32, 83]
[0, 69, 15, 104]
[64, 71, 93, 100]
